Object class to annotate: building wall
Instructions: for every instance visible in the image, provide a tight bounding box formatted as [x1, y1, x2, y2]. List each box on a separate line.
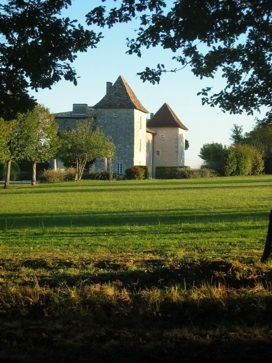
[146, 132, 154, 178]
[95, 108, 147, 175]
[133, 110, 147, 167]
[151, 127, 186, 168]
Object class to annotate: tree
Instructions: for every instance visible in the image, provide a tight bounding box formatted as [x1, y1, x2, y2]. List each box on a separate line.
[244, 121, 272, 174]
[199, 142, 228, 174]
[87, 0, 272, 119]
[0, 0, 102, 120]
[230, 124, 244, 145]
[59, 119, 115, 181]
[0, 117, 30, 188]
[17, 105, 59, 186]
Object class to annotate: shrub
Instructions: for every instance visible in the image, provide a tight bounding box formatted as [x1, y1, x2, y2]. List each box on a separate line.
[155, 166, 184, 179]
[64, 167, 77, 180]
[134, 165, 150, 179]
[86, 170, 112, 180]
[179, 168, 217, 179]
[224, 144, 264, 176]
[125, 166, 146, 180]
[40, 169, 65, 183]
[155, 166, 217, 179]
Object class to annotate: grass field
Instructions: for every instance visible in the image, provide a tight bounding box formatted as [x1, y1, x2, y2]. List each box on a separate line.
[0, 176, 272, 362]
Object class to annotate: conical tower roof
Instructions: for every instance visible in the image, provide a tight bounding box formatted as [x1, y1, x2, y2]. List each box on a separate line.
[147, 103, 188, 130]
[94, 75, 148, 113]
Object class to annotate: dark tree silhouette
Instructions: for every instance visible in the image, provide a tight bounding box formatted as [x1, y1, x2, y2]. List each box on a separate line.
[87, 0, 272, 119]
[261, 210, 272, 263]
[0, 0, 102, 120]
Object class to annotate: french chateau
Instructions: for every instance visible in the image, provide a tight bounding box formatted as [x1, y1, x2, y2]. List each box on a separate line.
[55, 75, 188, 178]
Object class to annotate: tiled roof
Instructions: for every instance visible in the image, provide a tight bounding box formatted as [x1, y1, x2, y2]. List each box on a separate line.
[94, 75, 148, 113]
[147, 103, 188, 130]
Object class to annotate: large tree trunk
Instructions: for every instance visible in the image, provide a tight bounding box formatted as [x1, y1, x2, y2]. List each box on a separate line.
[4, 160, 11, 189]
[32, 161, 37, 186]
[261, 210, 272, 263]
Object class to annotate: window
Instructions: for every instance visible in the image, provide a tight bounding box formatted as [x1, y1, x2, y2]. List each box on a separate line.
[156, 150, 161, 157]
[117, 163, 123, 175]
[139, 139, 142, 152]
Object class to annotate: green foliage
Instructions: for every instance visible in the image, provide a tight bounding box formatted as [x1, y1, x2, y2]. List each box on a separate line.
[87, 0, 272, 120]
[155, 166, 181, 179]
[14, 105, 60, 186]
[87, 170, 111, 180]
[179, 167, 217, 179]
[225, 144, 264, 176]
[0, 161, 20, 181]
[59, 119, 116, 181]
[125, 166, 146, 180]
[0, 116, 34, 187]
[0, 0, 102, 119]
[18, 105, 59, 163]
[0, 118, 9, 162]
[64, 167, 77, 181]
[199, 143, 228, 175]
[244, 123, 272, 174]
[156, 166, 217, 179]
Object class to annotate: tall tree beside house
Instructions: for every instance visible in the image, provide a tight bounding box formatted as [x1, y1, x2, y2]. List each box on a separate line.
[0, 0, 102, 120]
[59, 119, 115, 181]
[87, 0, 272, 121]
[17, 105, 59, 186]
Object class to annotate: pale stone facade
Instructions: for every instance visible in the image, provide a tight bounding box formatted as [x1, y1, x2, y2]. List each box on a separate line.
[54, 76, 188, 178]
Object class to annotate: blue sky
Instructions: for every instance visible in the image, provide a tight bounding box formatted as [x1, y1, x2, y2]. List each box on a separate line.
[29, 0, 263, 168]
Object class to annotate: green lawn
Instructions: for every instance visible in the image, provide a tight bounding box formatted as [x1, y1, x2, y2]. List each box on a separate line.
[1, 176, 271, 257]
[0, 176, 272, 362]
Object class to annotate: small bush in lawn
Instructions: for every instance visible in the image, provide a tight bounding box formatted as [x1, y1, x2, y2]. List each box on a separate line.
[64, 167, 77, 180]
[125, 166, 146, 180]
[40, 169, 65, 183]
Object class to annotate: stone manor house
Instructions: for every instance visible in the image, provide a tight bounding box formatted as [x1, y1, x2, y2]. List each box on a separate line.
[55, 75, 188, 178]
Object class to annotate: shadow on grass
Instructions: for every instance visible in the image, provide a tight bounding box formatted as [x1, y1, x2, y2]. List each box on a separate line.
[1, 258, 272, 363]
[0, 209, 268, 230]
